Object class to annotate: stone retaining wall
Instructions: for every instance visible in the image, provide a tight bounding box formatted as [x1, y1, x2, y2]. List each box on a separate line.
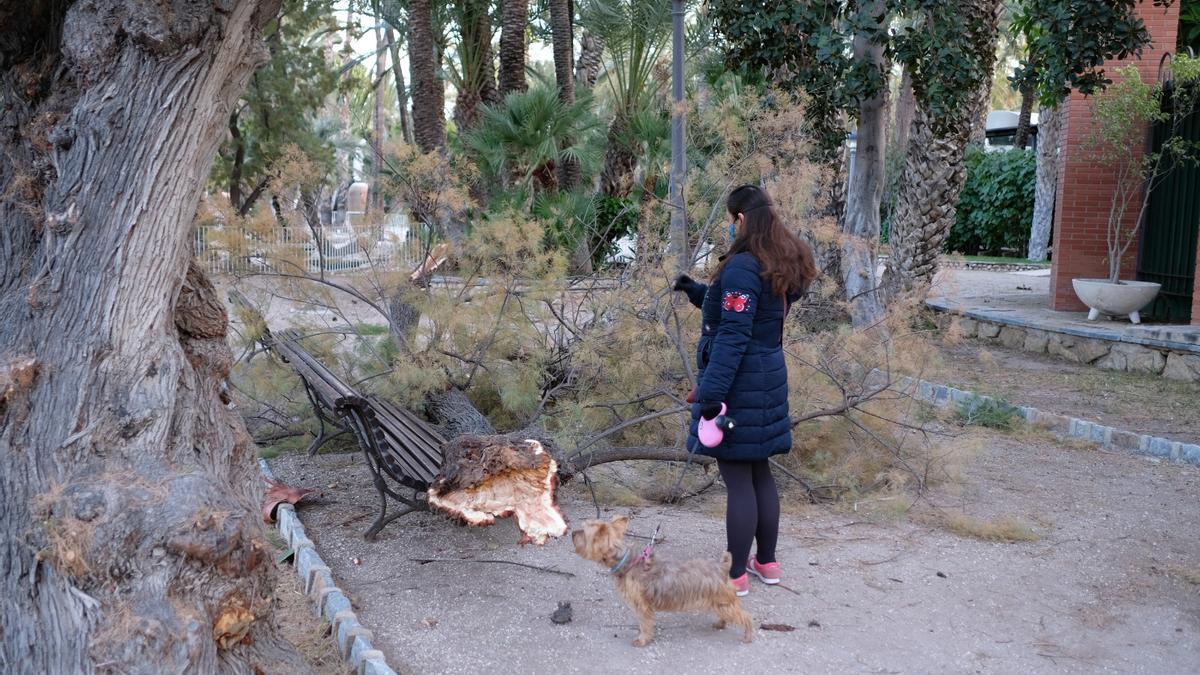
[943, 315, 1200, 382]
[940, 261, 1052, 272]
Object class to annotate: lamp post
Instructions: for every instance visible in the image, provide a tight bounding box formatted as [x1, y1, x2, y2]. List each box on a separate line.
[669, 0, 688, 274]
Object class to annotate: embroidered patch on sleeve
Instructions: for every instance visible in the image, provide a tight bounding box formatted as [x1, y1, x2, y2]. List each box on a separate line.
[722, 290, 751, 313]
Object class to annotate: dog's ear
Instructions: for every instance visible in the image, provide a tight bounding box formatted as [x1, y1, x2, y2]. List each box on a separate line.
[610, 514, 630, 536]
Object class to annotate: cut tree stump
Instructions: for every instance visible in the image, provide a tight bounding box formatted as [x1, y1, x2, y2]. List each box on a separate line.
[427, 436, 568, 545]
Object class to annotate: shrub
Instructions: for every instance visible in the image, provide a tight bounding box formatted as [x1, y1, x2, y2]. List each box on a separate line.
[946, 148, 1036, 256]
[954, 394, 1023, 430]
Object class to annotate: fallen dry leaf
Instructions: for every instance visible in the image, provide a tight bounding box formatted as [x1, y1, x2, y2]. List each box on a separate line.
[760, 623, 797, 632]
[262, 476, 319, 523]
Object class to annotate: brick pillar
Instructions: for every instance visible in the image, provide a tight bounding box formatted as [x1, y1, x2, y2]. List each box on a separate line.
[1049, 1, 1180, 311]
[1192, 236, 1200, 325]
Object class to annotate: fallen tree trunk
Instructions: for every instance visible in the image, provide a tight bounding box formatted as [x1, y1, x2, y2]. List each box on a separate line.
[428, 436, 567, 544]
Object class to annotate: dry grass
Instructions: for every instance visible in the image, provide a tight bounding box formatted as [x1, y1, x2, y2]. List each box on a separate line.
[936, 512, 1041, 542]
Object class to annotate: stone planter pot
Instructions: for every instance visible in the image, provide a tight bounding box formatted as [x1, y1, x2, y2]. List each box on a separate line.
[1071, 278, 1161, 324]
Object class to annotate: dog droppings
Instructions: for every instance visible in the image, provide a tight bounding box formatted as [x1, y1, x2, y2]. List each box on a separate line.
[551, 601, 573, 625]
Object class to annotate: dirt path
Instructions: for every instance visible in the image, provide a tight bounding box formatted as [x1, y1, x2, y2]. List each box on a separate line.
[270, 432, 1200, 675]
[922, 340, 1199, 443]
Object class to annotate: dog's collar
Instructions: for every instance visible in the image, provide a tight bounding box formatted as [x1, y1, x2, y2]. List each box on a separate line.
[609, 524, 661, 576]
[608, 548, 634, 575]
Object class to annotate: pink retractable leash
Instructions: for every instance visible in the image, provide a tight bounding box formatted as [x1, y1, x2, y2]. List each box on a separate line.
[698, 403, 736, 448]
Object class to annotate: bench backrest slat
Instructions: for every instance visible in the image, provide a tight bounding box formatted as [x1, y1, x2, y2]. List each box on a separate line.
[368, 399, 444, 481]
[370, 398, 445, 460]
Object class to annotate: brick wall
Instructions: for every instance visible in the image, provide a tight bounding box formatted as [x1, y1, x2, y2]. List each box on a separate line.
[1049, 1, 1181, 311]
[1193, 237, 1200, 325]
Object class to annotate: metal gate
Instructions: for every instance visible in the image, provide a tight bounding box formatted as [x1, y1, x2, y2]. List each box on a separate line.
[1137, 77, 1200, 323]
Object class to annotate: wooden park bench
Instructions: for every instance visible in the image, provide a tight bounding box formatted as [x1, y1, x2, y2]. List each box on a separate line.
[230, 289, 446, 539]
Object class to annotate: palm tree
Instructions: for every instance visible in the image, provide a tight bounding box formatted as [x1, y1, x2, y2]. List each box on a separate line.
[409, 0, 445, 152]
[548, 0, 579, 189]
[886, 0, 1003, 293]
[465, 86, 600, 201]
[450, 0, 498, 135]
[575, 31, 606, 91]
[578, 0, 672, 200]
[498, 0, 529, 96]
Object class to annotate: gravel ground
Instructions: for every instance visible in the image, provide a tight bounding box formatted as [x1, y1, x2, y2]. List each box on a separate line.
[269, 433, 1200, 675]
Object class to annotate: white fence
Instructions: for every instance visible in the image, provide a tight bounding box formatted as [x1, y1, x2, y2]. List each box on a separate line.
[195, 214, 426, 276]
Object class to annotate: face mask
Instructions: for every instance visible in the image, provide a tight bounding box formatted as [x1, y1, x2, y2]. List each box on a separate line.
[728, 222, 737, 240]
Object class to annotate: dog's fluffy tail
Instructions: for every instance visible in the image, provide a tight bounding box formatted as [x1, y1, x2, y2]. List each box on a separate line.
[719, 551, 732, 573]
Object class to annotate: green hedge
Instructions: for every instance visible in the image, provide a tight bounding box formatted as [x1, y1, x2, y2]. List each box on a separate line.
[946, 148, 1036, 256]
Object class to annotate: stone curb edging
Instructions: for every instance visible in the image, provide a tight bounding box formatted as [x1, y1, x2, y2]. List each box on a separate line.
[259, 459, 397, 675]
[888, 374, 1200, 466]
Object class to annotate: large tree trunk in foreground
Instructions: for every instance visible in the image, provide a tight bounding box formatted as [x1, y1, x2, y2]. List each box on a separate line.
[1027, 104, 1061, 261]
[884, 0, 1001, 295]
[498, 0, 529, 96]
[840, 0, 890, 330]
[410, 0, 445, 153]
[0, 2, 305, 673]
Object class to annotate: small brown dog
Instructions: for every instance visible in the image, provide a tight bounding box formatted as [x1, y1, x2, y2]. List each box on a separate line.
[571, 515, 754, 646]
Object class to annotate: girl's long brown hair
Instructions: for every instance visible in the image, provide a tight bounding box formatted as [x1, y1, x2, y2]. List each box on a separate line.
[714, 185, 818, 298]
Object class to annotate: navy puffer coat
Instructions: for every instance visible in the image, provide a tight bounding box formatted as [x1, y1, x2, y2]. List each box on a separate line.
[684, 252, 798, 461]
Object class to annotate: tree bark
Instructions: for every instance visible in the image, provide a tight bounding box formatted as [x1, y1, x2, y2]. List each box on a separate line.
[884, 0, 1001, 295]
[575, 31, 605, 91]
[840, 0, 890, 330]
[385, 25, 414, 146]
[1027, 104, 1061, 261]
[452, 0, 498, 135]
[885, 107, 972, 289]
[549, 0, 580, 189]
[410, 0, 445, 153]
[893, 69, 916, 156]
[498, 0, 529, 96]
[1014, 82, 1035, 150]
[373, 17, 387, 211]
[0, 2, 307, 672]
[601, 113, 637, 199]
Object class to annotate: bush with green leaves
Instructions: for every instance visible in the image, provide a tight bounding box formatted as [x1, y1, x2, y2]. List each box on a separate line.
[954, 394, 1024, 431]
[946, 148, 1036, 256]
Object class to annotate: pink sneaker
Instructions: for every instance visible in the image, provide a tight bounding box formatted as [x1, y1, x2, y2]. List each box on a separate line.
[747, 555, 781, 585]
[730, 573, 750, 597]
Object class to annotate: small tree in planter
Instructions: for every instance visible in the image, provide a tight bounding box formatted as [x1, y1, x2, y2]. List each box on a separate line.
[1074, 58, 1200, 323]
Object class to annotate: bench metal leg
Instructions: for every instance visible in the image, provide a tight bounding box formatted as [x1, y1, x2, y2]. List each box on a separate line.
[358, 431, 423, 540]
[299, 378, 348, 456]
[364, 496, 416, 541]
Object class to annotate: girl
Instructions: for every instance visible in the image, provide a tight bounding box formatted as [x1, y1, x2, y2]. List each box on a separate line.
[673, 185, 817, 596]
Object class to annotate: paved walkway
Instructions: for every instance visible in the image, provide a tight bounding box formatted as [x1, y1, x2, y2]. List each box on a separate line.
[928, 268, 1200, 353]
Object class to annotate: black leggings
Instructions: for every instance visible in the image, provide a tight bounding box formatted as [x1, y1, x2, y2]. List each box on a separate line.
[717, 459, 780, 578]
